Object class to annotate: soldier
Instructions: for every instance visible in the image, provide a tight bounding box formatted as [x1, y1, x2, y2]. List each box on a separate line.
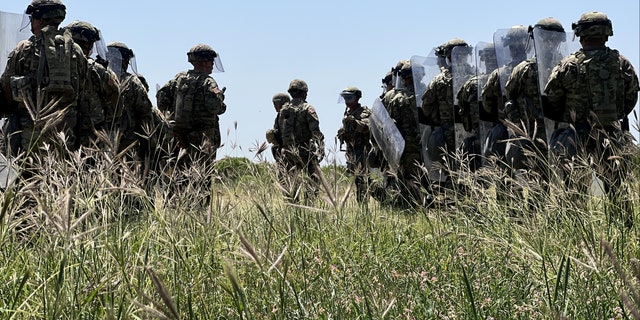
[105, 42, 153, 164]
[503, 18, 567, 178]
[266, 92, 290, 162]
[380, 70, 393, 99]
[0, 0, 88, 158]
[481, 25, 530, 165]
[337, 86, 371, 203]
[421, 38, 473, 184]
[544, 11, 639, 227]
[385, 61, 424, 207]
[156, 44, 227, 163]
[277, 79, 325, 201]
[457, 42, 500, 172]
[65, 20, 118, 148]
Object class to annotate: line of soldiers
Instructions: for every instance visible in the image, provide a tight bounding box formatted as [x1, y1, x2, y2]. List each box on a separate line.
[0, 0, 227, 185]
[265, 12, 639, 222]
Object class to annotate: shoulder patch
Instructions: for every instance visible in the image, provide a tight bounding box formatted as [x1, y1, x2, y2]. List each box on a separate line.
[212, 87, 222, 94]
[308, 107, 316, 114]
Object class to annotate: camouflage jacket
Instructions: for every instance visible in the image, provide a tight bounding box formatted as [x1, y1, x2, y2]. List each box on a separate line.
[0, 26, 87, 116]
[78, 58, 118, 132]
[481, 64, 518, 122]
[505, 58, 546, 135]
[337, 104, 371, 151]
[422, 68, 454, 125]
[545, 47, 639, 128]
[387, 87, 420, 154]
[457, 74, 482, 133]
[156, 70, 226, 133]
[115, 72, 153, 139]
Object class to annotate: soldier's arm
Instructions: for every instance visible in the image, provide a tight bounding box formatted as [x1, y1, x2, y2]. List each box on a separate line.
[542, 64, 569, 122]
[204, 77, 226, 115]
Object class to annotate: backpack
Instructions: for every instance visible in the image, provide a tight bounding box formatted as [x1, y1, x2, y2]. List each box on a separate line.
[173, 73, 205, 131]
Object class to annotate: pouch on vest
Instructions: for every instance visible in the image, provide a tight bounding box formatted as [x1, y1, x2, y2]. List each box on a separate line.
[10, 76, 31, 103]
[42, 30, 76, 98]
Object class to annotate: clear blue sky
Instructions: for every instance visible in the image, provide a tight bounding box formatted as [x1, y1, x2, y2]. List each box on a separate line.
[2, 1, 639, 165]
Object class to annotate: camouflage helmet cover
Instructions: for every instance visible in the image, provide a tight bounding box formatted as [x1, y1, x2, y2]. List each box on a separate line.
[398, 60, 412, 78]
[187, 44, 218, 63]
[441, 38, 471, 57]
[529, 17, 566, 42]
[107, 41, 134, 60]
[272, 92, 291, 105]
[288, 79, 308, 92]
[340, 86, 362, 99]
[26, 0, 66, 21]
[572, 11, 613, 37]
[502, 25, 529, 47]
[392, 59, 409, 74]
[66, 20, 100, 43]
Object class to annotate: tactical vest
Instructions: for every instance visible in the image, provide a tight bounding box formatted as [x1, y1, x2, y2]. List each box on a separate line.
[40, 27, 78, 101]
[570, 49, 622, 127]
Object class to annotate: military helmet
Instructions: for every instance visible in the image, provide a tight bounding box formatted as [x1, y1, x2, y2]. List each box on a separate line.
[529, 17, 566, 43]
[340, 86, 362, 99]
[288, 79, 308, 92]
[66, 20, 100, 43]
[272, 92, 291, 105]
[441, 38, 472, 57]
[392, 59, 409, 75]
[382, 70, 393, 85]
[187, 44, 218, 63]
[502, 25, 529, 47]
[107, 42, 134, 60]
[398, 61, 413, 78]
[572, 11, 613, 37]
[26, 0, 66, 21]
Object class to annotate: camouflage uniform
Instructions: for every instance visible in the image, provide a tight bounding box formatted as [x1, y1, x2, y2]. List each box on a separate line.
[0, 0, 87, 156]
[156, 44, 226, 161]
[266, 92, 290, 162]
[544, 12, 640, 226]
[277, 79, 324, 200]
[65, 20, 118, 147]
[384, 62, 423, 206]
[457, 74, 484, 171]
[421, 39, 473, 174]
[337, 87, 371, 202]
[111, 63, 153, 156]
[481, 27, 530, 163]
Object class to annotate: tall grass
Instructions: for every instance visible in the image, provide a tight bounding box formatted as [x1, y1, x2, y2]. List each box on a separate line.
[1, 103, 639, 318]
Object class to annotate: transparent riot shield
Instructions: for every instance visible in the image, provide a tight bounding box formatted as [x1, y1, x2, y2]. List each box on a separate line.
[106, 46, 124, 79]
[532, 27, 580, 142]
[493, 27, 533, 94]
[412, 50, 445, 181]
[0, 11, 31, 74]
[370, 98, 404, 173]
[451, 45, 475, 149]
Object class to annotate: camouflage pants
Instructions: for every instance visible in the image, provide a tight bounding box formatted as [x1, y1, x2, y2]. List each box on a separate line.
[346, 146, 369, 203]
[279, 148, 320, 201]
[17, 108, 78, 154]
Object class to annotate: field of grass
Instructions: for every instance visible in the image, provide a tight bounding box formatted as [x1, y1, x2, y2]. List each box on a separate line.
[1, 136, 640, 320]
